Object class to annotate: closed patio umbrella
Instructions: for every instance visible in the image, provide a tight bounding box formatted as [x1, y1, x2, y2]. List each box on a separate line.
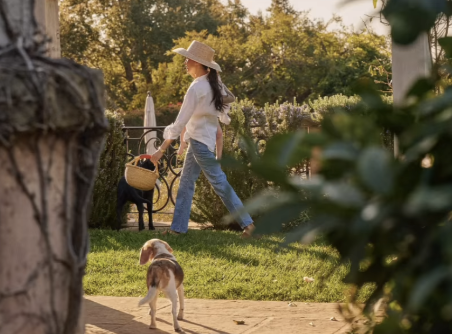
[144, 91, 157, 156]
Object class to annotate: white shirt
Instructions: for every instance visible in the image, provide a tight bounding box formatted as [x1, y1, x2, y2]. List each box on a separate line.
[163, 74, 231, 152]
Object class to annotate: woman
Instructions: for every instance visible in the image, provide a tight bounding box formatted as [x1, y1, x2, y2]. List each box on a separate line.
[151, 40, 255, 237]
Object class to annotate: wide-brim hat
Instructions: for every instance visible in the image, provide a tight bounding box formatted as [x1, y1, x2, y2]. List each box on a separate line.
[172, 40, 222, 72]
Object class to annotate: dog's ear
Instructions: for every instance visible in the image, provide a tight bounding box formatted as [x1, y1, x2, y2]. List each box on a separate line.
[161, 241, 173, 253]
[139, 246, 153, 265]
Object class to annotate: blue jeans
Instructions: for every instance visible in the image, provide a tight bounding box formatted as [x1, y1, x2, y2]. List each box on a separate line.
[171, 139, 253, 233]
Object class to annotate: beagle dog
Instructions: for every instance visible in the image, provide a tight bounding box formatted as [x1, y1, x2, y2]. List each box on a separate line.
[138, 239, 185, 332]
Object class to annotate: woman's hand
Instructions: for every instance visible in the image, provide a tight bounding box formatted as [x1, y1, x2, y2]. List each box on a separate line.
[151, 150, 164, 166]
[177, 141, 188, 155]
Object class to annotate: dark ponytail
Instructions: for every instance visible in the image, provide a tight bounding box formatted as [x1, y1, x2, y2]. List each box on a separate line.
[203, 65, 225, 112]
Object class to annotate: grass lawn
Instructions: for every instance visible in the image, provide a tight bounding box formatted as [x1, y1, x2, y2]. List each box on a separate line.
[85, 229, 374, 303]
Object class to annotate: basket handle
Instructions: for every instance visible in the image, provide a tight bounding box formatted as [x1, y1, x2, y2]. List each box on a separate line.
[130, 156, 141, 166]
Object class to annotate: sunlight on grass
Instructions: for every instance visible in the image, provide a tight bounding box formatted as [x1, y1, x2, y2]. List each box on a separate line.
[85, 229, 374, 302]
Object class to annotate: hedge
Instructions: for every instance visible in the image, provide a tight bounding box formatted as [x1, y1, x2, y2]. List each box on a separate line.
[190, 95, 393, 230]
[88, 111, 126, 229]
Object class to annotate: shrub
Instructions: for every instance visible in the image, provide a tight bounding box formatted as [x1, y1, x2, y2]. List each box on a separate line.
[191, 100, 268, 229]
[88, 111, 127, 229]
[191, 99, 314, 229]
[234, 69, 452, 332]
[310, 94, 394, 151]
[190, 94, 393, 230]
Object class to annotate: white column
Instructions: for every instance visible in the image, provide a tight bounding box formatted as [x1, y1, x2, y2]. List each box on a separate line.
[391, 33, 431, 156]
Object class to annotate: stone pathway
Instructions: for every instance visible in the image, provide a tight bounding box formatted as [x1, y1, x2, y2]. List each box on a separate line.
[83, 296, 373, 334]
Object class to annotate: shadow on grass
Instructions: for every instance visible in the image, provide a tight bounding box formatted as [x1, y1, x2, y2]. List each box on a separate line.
[88, 229, 339, 268]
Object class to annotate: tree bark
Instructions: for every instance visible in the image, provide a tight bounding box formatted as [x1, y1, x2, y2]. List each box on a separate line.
[0, 1, 107, 334]
[122, 57, 137, 93]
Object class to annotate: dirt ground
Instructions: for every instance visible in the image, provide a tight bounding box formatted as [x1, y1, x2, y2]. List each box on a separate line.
[83, 295, 381, 334]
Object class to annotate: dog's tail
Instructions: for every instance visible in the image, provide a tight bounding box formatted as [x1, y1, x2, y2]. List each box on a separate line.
[138, 286, 158, 306]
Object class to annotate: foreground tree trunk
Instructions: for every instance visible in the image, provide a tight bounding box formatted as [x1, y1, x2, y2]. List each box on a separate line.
[0, 1, 107, 334]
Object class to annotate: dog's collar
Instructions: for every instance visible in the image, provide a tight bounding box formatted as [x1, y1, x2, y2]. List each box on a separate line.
[153, 253, 177, 263]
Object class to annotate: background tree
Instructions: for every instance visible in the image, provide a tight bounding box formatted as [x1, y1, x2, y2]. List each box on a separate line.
[60, 0, 392, 111]
[152, 5, 391, 107]
[60, 0, 226, 109]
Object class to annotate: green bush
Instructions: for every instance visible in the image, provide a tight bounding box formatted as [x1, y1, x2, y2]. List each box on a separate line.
[191, 99, 315, 229]
[233, 59, 452, 332]
[191, 100, 268, 229]
[310, 94, 394, 151]
[309, 94, 362, 114]
[189, 94, 392, 230]
[88, 111, 127, 229]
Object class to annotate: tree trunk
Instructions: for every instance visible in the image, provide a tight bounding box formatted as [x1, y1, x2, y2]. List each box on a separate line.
[141, 57, 152, 84]
[0, 1, 107, 334]
[122, 57, 137, 93]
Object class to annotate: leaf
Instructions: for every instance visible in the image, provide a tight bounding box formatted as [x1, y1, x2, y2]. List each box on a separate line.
[262, 131, 309, 167]
[218, 154, 246, 170]
[238, 135, 259, 162]
[373, 0, 378, 9]
[221, 190, 294, 225]
[250, 163, 292, 188]
[383, 0, 437, 45]
[255, 200, 308, 234]
[283, 215, 341, 245]
[324, 182, 365, 207]
[405, 186, 452, 215]
[358, 147, 394, 195]
[289, 175, 324, 196]
[406, 78, 435, 98]
[322, 142, 359, 161]
[408, 268, 449, 312]
[403, 136, 437, 163]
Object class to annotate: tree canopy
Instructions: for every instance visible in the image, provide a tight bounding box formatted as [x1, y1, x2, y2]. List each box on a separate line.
[60, 0, 391, 110]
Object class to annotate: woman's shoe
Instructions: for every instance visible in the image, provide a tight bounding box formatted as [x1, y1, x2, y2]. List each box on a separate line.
[162, 229, 182, 236]
[241, 224, 256, 239]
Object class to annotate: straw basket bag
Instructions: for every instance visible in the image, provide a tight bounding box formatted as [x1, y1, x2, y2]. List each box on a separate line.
[124, 154, 159, 191]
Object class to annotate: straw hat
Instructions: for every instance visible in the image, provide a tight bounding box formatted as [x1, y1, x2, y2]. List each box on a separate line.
[172, 40, 222, 72]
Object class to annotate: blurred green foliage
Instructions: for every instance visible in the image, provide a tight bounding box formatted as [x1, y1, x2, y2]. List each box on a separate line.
[223, 1, 452, 332]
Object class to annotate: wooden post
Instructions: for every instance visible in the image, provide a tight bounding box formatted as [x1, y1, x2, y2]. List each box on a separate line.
[34, 0, 61, 58]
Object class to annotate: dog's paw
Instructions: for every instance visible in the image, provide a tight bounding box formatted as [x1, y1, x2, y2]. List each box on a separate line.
[149, 324, 157, 329]
[174, 328, 183, 332]
[177, 313, 184, 320]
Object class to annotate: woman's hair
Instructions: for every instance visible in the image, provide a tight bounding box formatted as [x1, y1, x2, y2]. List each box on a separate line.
[202, 65, 225, 112]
